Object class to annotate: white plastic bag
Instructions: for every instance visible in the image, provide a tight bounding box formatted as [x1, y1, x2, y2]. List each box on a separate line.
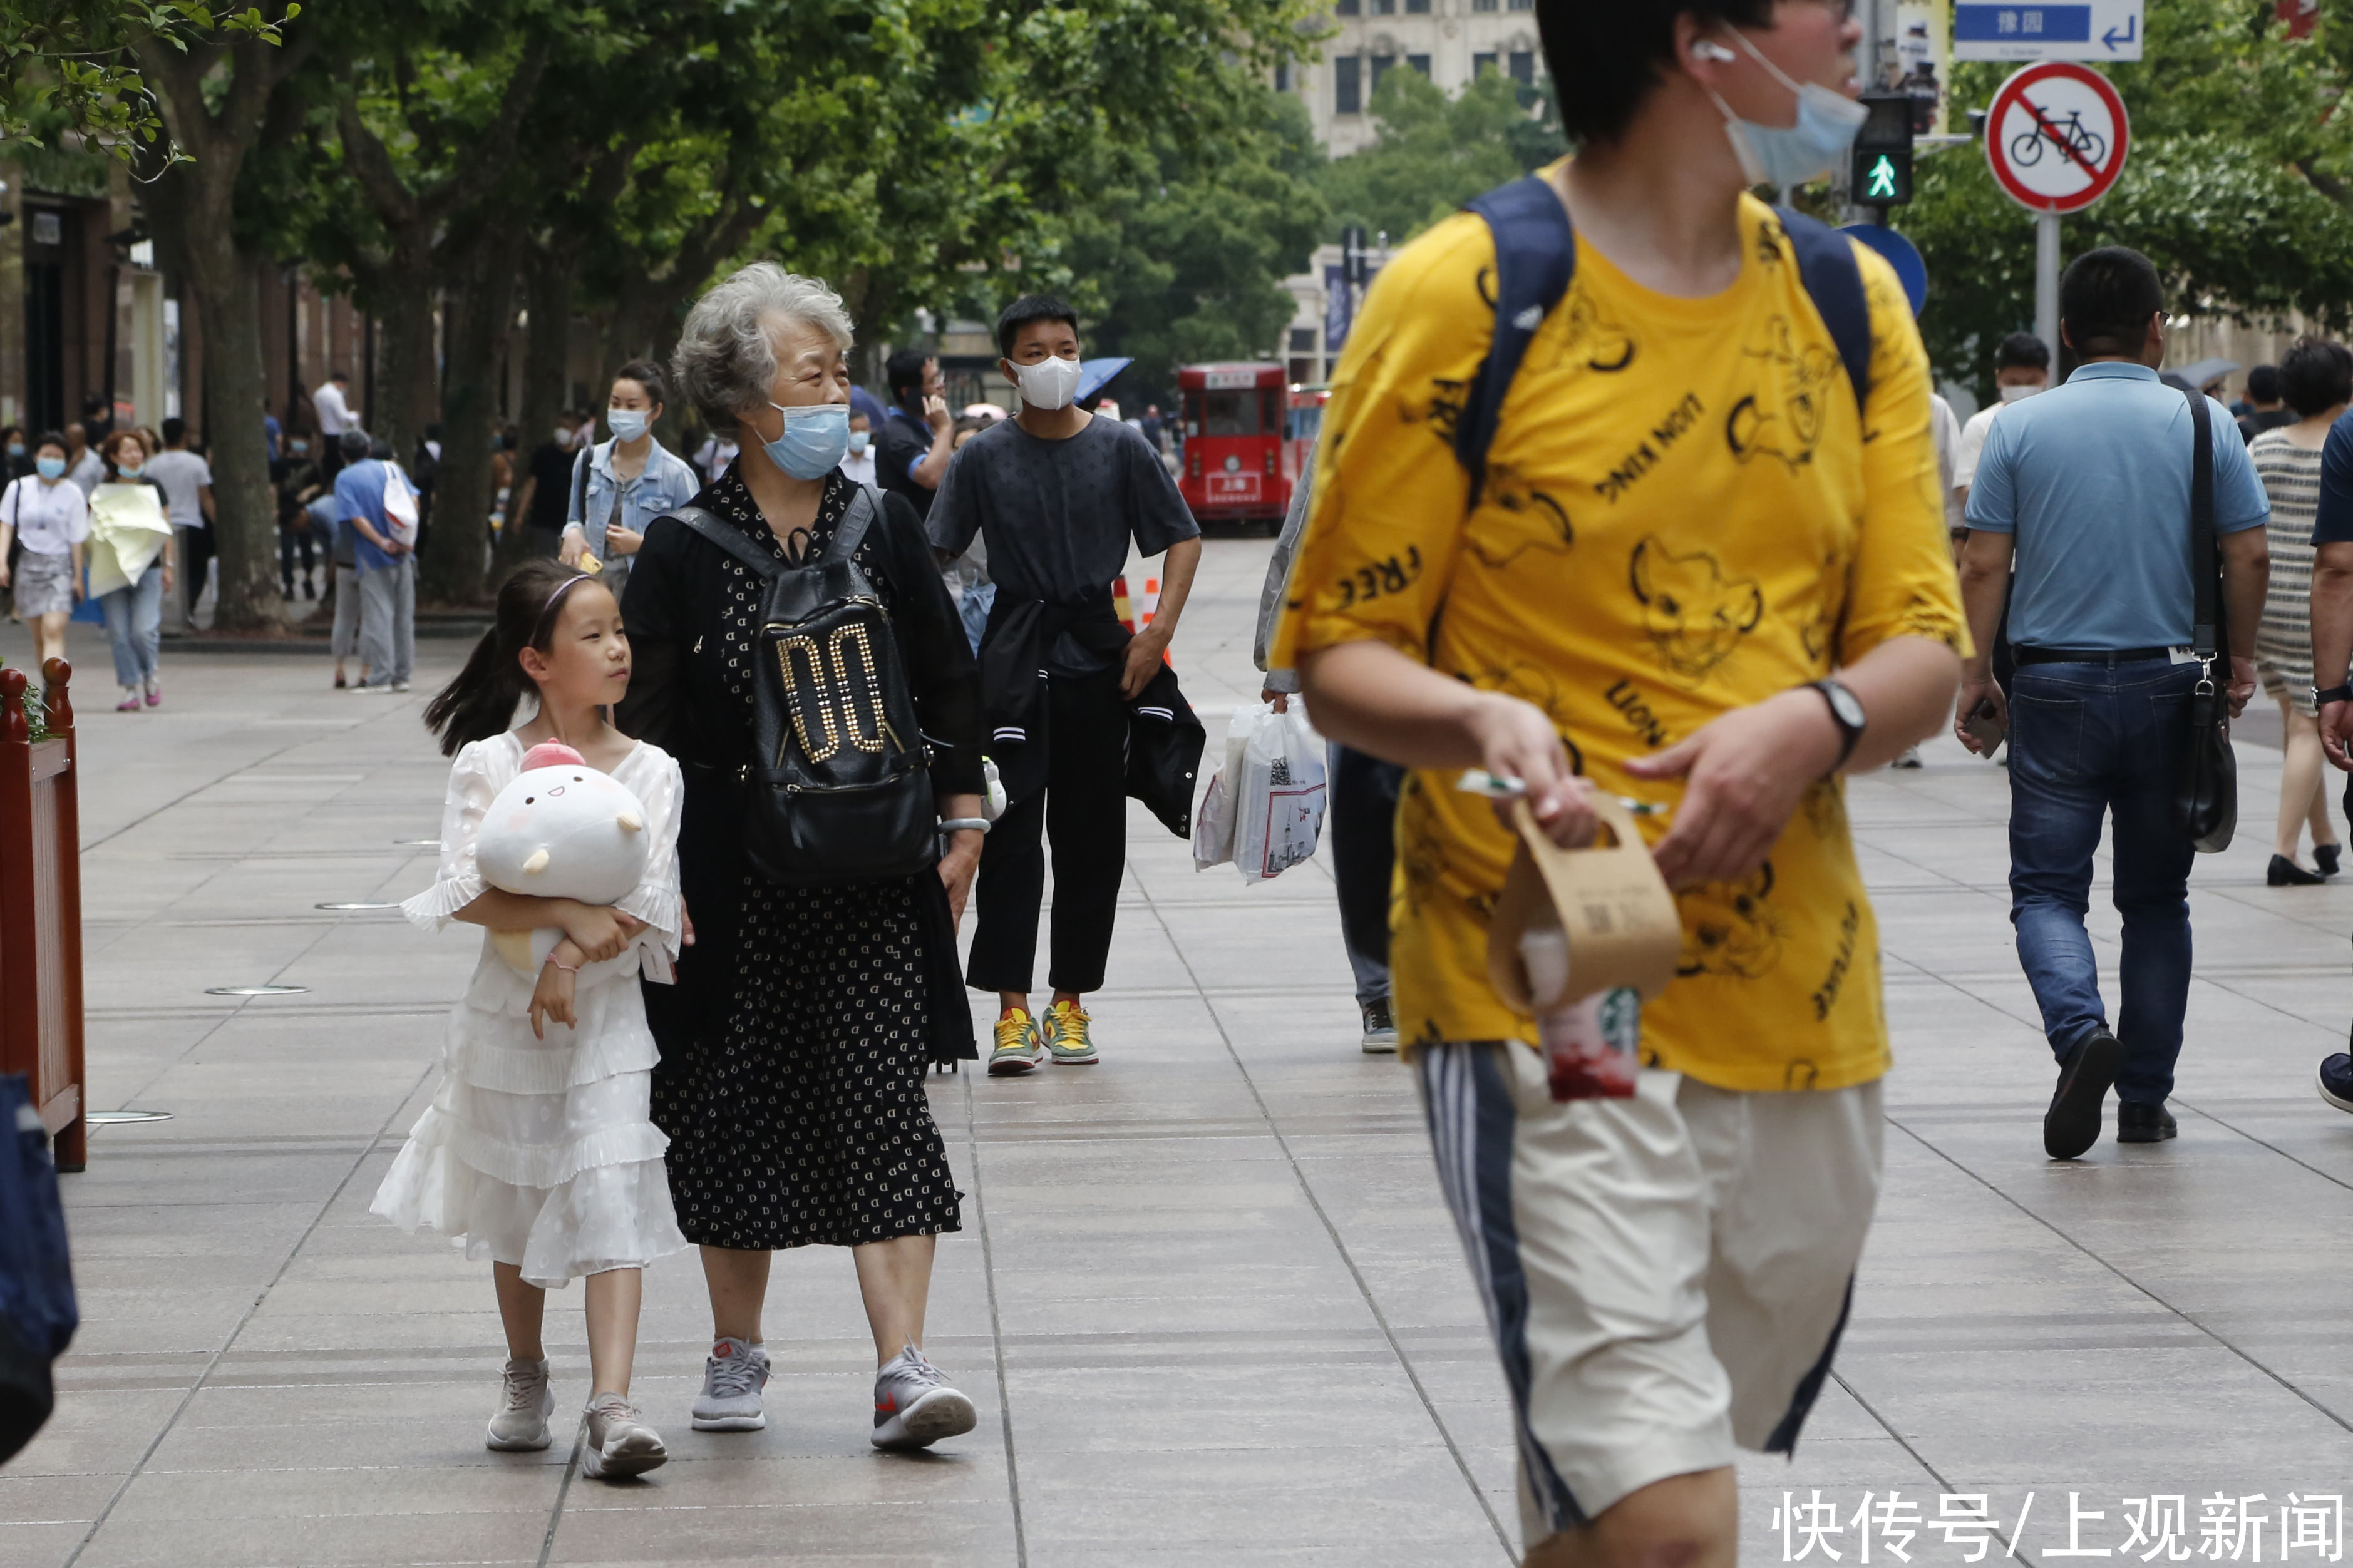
[1237, 703, 1326, 884]
[1192, 706, 1260, 871]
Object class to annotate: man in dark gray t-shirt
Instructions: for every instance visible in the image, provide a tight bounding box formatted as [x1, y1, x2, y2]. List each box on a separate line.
[929, 294, 1203, 1078]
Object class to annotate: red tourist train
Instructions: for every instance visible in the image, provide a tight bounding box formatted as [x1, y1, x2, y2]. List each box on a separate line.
[1178, 362, 1304, 529]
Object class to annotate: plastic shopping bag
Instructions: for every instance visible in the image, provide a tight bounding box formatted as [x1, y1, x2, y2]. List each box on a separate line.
[1192, 705, 1260, 872]
[1237, 703, 1327, 884]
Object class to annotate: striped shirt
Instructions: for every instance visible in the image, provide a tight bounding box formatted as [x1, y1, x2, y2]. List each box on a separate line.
[2252, 429, 2322, 710]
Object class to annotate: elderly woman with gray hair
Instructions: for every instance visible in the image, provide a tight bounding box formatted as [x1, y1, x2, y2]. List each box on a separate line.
[615, 263, 987, 1450]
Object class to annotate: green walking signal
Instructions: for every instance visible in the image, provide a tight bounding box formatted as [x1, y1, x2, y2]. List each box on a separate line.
[1850, 95, 1917, 209]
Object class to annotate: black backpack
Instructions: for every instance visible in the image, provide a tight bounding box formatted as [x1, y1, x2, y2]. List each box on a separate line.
[670, 487, 938, 886]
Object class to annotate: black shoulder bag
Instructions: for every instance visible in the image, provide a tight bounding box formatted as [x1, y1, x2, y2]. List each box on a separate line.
[2172, 389, 2236, 853]
[667, 488, 939, 885]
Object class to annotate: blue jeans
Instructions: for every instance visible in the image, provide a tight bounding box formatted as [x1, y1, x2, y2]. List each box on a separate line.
[2007, 657, 2199, 1105]
[99, 563, 164, 689]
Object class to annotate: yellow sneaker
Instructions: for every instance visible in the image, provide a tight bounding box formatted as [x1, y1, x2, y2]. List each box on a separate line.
[988, 1010, 1045, 1076]
[1041, 1000, 1099, 1065]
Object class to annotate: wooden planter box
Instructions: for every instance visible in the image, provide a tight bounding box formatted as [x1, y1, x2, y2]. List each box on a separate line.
[1, 659, 86, 1173]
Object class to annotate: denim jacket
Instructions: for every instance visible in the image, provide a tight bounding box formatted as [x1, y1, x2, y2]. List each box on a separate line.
[562, 437, 703, 545]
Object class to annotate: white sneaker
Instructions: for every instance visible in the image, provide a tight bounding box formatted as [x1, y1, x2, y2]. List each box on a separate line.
[390, 679, 411, 692]
[691, 1336, 770, 1431]
[580, 1392, 667, 1480]
[872, 1342, 976, 1450]
[485, 1357, 553, 1451]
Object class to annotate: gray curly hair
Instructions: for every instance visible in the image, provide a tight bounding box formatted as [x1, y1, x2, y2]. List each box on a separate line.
[671, 263, 854, 438]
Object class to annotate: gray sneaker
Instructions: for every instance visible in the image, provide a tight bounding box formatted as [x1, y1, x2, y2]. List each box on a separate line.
[485, 1356, 553, 1451]
[691, 1336, 770, 1432]
[580, 1393, 667, 1480]
[872, 1342, 977, 1451]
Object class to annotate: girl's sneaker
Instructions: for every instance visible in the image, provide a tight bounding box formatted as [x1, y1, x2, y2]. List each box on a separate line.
[115, 686, 142, 713]
[486, 1357, 553, 1451]
[1041, 1000, 1099, 1065]
[580, 1393, 667, 1479]
[988, 1010, 1044, 1076]
[142, 679, 160, 707]
[691, 1336, 770, 1431]
[872, 1342, 976, 1450]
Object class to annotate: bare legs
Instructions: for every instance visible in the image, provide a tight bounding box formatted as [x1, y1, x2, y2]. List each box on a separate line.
[33, 610, 68, 673]
[1523, 1467, 1738, 1568]
[2275, 697, 2341, 867]
[999, 988, 1081, 1017]
[491, 1260, 645, 1396]
[699, 1235, 939, 1368]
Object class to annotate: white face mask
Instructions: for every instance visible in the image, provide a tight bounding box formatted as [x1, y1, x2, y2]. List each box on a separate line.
[1008, 354, 1083, 411]
[605, 409, 650, 443]
[1998, 382, 2046, 404]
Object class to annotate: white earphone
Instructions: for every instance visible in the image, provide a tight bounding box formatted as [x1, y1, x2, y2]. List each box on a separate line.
[1692, 39, 1739, 63]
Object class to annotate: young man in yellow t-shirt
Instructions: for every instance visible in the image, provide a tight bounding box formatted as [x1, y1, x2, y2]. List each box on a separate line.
[1271, 4, 1965, 1565]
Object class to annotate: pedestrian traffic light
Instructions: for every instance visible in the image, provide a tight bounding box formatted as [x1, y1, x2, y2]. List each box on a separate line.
[1851, 93, 1915, 209]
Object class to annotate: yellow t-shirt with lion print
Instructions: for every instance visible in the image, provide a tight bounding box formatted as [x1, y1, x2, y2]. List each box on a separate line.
[1269, 178, 1966, 1093]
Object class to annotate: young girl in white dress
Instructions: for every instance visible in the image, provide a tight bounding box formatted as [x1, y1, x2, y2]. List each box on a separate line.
[373, 559, 688, 1480]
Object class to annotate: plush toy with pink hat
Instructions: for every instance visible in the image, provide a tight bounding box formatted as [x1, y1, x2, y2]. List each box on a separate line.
[474, 740, 652, 974]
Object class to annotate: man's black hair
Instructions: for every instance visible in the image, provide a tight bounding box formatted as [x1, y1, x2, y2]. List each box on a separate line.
[884, 348, 934, 407]
[2245, 364, 2283, 404]
[1537, 0, 1774, 145]
[996, 295, 1080, 359]
[2278, 340, 2352, 418]
[161, 416, 187, 447]
[2058, 247, 2164, 359]
[329, 369, 351, 382]
[340, 429, 371, 461]
[1994, 331, 2051, 373]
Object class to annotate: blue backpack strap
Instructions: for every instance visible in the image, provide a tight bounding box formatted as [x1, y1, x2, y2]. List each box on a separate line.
[1774, 205, 1872, 414]
[1457, 175, 1578, 508]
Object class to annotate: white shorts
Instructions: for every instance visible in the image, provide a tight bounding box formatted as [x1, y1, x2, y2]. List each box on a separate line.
[1415, 1042, 1883, 1548]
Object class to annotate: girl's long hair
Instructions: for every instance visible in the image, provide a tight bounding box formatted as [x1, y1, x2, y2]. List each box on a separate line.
[423, 559, 595, 756]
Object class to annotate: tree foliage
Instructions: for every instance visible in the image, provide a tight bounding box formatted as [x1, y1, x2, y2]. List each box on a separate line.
[1316, 68, 1565, 245]
[1908, 0, 2353, 402]
[1, 1, 296, 168]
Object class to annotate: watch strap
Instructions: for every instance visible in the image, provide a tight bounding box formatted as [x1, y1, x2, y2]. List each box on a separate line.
[2316, 684, 2353, 708]
[1808, 679, 1865, 772]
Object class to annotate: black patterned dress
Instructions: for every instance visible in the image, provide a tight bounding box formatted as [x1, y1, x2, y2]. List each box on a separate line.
[618, 465, 982, 1251]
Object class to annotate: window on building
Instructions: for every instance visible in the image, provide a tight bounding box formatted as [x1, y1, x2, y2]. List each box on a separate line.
[1508, 0, 1533, 9]
[1336, 0, 1360, 12]
[1335, 54, 1362, 113]
[1472, 0, 1498, 9]
[1289, 327, 1317, 353]
[1371, 53, 1396, 94]
[1473, 50, 1498, 74]
[1408, 53, 1431, 78]
[1509, 49, 1537, 83]
[1405, 0, 1431, 11]
[1371, 0, 1394, 13]
[1275, 61, 1291, 92]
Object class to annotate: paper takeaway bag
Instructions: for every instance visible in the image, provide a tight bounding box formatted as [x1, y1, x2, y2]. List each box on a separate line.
[1486, 794, 1681, 1012]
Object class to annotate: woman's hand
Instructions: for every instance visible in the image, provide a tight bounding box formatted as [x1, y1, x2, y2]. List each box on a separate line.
[606, 524, 644, 557]
[939, 829, 983, 930]
[1467, 692, 1596, 848]
[529, 944, 582, 1040]
[1624, 688, 1842, 889]
[161, 561, 175, 594]
[681, 899, 696, 949]
[557, 901, 645, 965]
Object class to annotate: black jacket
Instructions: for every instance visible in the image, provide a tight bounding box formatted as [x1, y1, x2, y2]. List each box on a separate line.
[977, 589, 1204, 839]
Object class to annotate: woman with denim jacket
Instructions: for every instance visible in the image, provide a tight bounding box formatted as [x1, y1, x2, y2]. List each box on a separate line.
[558, 360, 701, 598]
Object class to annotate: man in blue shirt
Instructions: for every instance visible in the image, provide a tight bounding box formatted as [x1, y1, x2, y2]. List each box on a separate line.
[334, 431, 416, 693]
[874, 349, 956, 523]
[1959, 247, 2270, 1159]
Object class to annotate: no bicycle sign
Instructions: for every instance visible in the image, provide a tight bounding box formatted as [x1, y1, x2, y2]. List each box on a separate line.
[1984, 61, 2131, 215]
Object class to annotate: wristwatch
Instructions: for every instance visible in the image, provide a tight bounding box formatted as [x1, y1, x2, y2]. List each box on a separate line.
[2315, 683, 2353, 708]
[1807, 678, 1868, 772]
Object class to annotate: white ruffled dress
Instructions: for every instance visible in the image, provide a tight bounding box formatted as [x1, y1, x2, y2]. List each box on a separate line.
[371, 732, 691, 1288]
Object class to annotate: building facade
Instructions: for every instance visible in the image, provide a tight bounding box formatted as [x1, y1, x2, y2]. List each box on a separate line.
[1282, 0, 1546, 158]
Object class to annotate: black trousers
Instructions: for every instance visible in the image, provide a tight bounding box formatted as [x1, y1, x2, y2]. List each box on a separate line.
[1329, 744, 1405, 1003]
[180, 526, 213, 616]
[967, 669, 1129, 996]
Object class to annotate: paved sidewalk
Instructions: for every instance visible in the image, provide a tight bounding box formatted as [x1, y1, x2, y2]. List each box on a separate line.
[5, 536, 2353, 1567]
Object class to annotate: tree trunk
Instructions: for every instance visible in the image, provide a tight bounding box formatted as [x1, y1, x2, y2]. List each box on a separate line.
[368, 255, 438, 465]
[143, 159, 284, 632]
[423, 225, 522, 604]
[493, 243, 578, 573]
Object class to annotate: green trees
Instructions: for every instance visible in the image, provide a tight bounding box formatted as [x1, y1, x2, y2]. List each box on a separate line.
[1909, 0, 2353, 401]
[1317, 69, 1564, 245]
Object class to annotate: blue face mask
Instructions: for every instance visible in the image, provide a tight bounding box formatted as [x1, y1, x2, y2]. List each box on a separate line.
[848, 430, 871, 456]
[759, 402, 850, 481]
[1702, 32, 1867, 189]
[119, 464, 144, 480]
[35, 456, 65, 480]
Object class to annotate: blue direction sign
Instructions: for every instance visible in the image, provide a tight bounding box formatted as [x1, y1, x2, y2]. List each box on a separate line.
[1839, 225, 1928, 319]
[1953, 0, 2141, 62]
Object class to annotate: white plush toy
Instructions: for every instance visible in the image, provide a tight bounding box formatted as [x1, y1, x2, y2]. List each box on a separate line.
[475, 740, 650, 975]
